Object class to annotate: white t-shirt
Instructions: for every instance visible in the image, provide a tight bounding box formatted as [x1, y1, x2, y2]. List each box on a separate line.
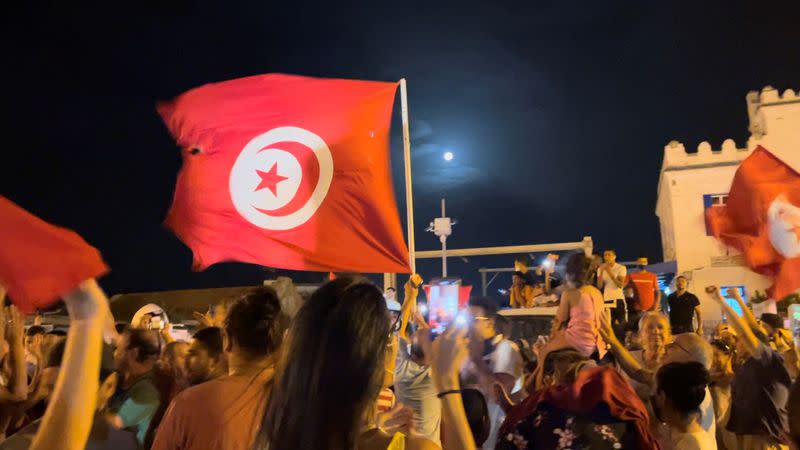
[394, 341, 441, 447]
[461, 335, 523, 450]
[597, 263, 627, 302]
[699, 387, 716, 440]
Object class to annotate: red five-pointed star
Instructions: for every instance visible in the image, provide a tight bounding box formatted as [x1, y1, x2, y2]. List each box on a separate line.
[254, 163, 288, 196]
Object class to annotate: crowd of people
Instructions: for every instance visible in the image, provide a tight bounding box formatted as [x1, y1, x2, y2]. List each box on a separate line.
[0, 251, 800, 449]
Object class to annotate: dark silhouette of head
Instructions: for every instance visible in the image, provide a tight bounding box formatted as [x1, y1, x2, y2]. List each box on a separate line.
[224, 286, 286, 358]
[565, 253, 593, 287]
[654, 361, 710, 421]
[461, 388, 490, 446]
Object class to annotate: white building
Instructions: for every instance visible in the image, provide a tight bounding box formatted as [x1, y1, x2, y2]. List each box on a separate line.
[656, 86, 800, 324]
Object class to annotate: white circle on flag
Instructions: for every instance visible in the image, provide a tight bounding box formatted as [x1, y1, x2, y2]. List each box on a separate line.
[229, 127, 334, 230]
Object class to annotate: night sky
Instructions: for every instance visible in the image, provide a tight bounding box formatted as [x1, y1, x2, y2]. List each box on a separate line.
[3, 1, 800, 296]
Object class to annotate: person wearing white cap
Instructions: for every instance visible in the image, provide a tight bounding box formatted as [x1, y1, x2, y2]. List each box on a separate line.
[131, 304, 174, 343]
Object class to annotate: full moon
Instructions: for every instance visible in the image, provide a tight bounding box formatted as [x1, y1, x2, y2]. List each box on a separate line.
[443, 151, 454, 161]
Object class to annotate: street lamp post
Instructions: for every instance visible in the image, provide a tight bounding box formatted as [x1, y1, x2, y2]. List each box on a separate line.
[428, 198, 454, 277]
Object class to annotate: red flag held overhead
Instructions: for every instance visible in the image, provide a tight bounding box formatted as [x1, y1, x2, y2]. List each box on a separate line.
[0, 197, 109, 312]
[158, 74, 410, 274]
[706, 146, 800, 299]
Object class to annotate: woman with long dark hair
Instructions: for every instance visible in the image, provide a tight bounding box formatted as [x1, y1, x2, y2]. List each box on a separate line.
[257, 277, 437, 450]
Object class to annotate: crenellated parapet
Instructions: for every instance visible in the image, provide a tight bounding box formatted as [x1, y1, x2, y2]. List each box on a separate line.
[747, 86, 799, 137]
[661, 138, 750, 171]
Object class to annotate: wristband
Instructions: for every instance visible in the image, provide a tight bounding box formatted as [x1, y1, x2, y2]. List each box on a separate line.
[437, 389, 462, 398]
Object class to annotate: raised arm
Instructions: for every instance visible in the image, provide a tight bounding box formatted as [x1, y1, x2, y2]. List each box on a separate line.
[707, 286, 762, 357]
[6, 306, 29, 402]
[399, 274, 422, 340]
[30, 279, 110, 450]
[426, 326, 477, 450]
[728, 288, 767, 337]
[597, 310, 654, 387]
[0, 290, 25, 403]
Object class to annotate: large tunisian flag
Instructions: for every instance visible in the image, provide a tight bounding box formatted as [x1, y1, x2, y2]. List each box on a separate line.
[0, 197, 109, 313]
[158, 74, 410, 273]
[707, 146, 800, 299]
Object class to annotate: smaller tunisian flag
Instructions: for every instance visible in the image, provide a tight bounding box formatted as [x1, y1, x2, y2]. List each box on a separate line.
[707, 146, 800, 299]
[0, 197, 109, 312]
[422, 285, 473, 307]
[158, 74, 410, 273]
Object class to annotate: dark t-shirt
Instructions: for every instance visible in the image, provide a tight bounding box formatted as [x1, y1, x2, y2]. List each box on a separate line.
[667, 291, 699, 333]
[727, 346, 791, 440]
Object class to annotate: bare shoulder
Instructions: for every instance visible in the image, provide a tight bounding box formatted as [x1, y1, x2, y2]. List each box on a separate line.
[358, 431, 439, 450]
[562, 287, 582, 303]
[357, 429, 392, 450]
[405, 436, 440, 450]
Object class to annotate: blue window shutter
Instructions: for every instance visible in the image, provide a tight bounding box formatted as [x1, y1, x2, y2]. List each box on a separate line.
[703, 194, 713, 235]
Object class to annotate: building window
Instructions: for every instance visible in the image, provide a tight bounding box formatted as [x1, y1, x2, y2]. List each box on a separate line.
[710, 194, 728, 206]
[703, 193, 729, 235]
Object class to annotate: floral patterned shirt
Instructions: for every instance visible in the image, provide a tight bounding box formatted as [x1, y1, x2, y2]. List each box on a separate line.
[497, 402, 641, 450]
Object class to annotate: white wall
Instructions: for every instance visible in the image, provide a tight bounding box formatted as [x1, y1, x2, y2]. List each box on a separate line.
[656, 86, 799, 326]
[748, 87, 800, 170]
[686, 266, 772, 324]
[663, 164, 740, 273]
[655, 176, 676, 261]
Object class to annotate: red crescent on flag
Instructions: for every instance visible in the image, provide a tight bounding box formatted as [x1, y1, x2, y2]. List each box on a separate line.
[252, 140, 321, 217]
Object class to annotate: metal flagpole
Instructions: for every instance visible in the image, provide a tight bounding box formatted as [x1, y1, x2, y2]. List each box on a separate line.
[400, 79, 416, 274]
[441, 198, 447, 277]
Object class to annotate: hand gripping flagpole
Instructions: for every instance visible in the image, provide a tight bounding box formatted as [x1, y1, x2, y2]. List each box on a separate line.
[400, 79, 416, 274]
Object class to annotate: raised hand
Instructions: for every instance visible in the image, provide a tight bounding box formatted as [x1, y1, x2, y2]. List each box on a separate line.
[532, 335, 549, 360]
[427, 325, 469, 392]
[408, 273, 423, 289]
[192, 311, 214, 329]
[400, 274, 423, 340]
[62, 279, 109, 321]
[705, 285, 721, 298]
[726, 287, 744, 302]
[403, 274, 422, 308]
[410, 310, 428, 330]
[6, 305, 25, 345]
[375, 402, 414, 434]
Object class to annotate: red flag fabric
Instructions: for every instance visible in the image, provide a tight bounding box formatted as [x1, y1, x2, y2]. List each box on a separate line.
[158, 74, 410, 273]
[706, 146, 800, 299]
[422, 285, 472, 308]
[0, 197, 109, 313]
[458, 285, 473, 305]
